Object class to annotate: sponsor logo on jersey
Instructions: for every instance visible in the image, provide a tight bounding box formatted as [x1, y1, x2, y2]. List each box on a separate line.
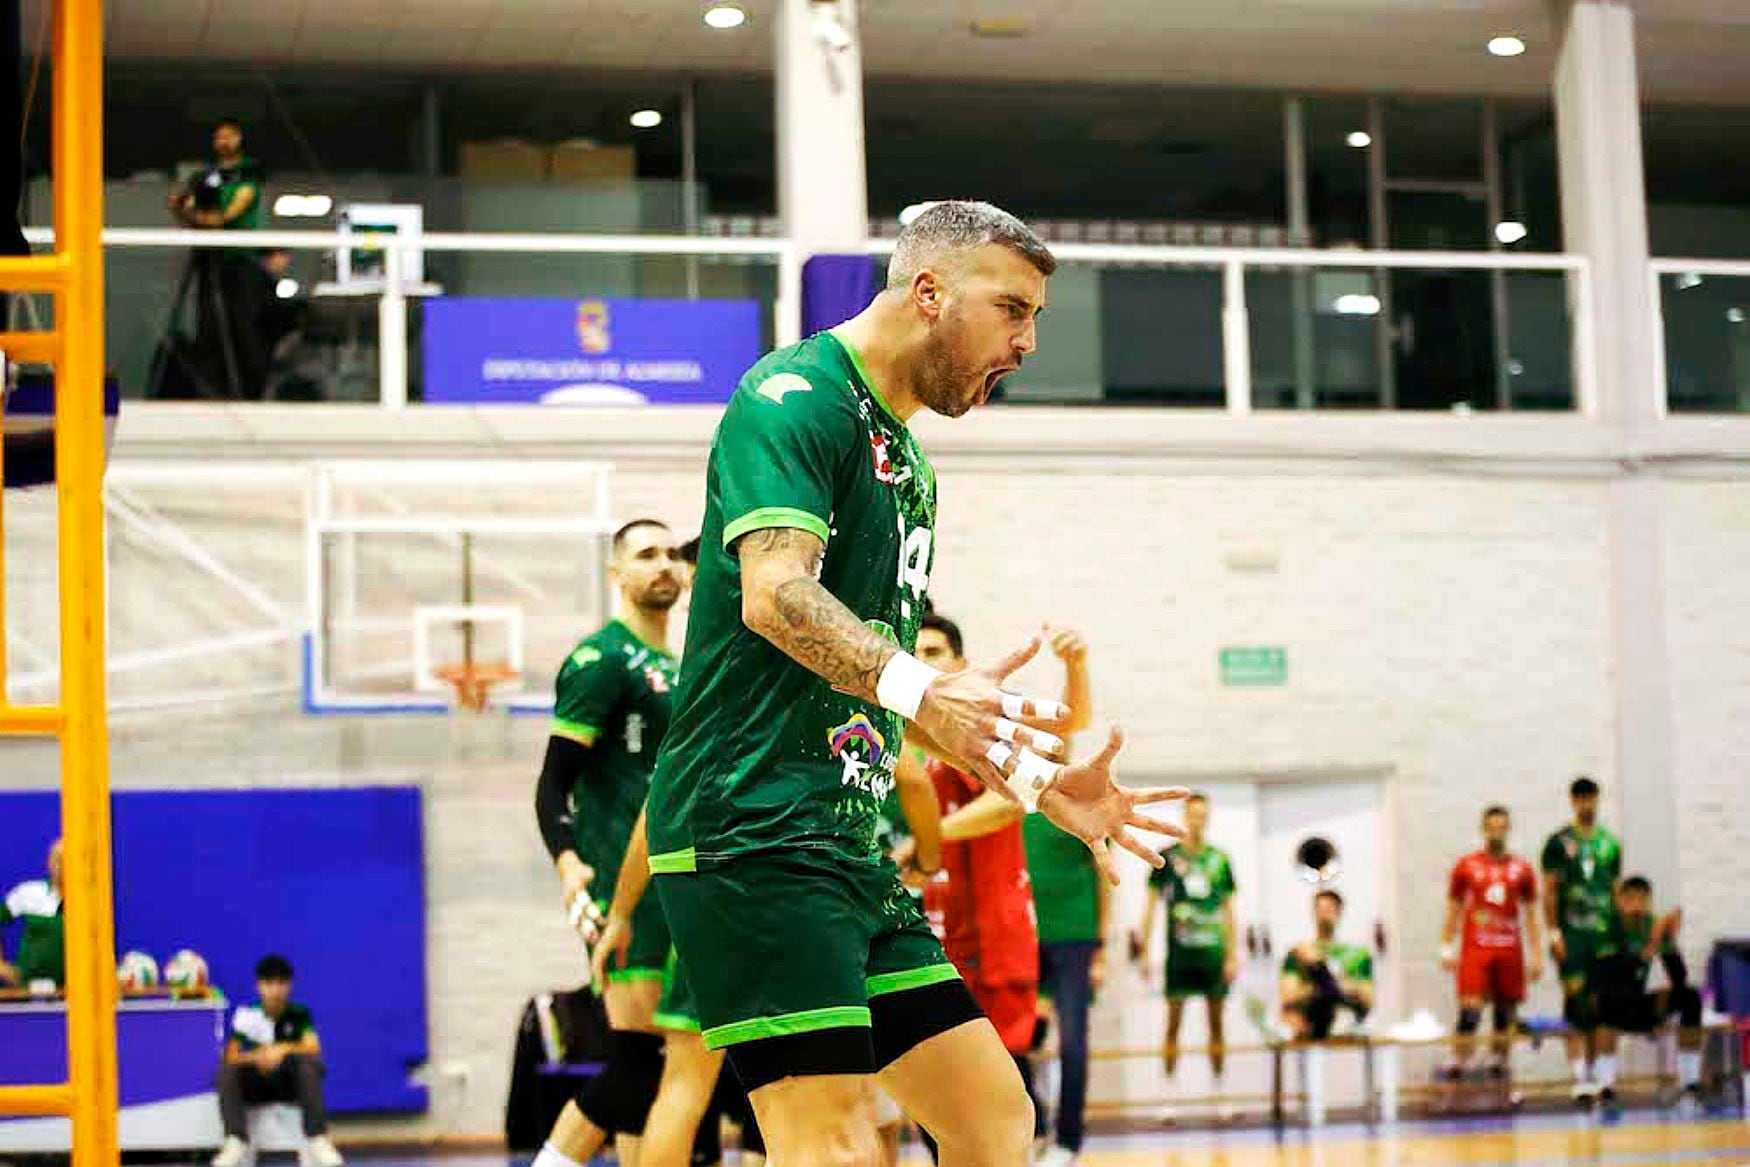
[827, 712, 893, 798]
[643, 665, 671, 694]
[754, 372, 812, 403]
[871, 431, 897, 484]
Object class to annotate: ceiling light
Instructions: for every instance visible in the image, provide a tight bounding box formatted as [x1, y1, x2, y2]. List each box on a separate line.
[1346, 131, 1372, 149]
[703, 4, 746, 29]
[1333, 294, 1381, 317]
[630, 109, 663, 129]
[1676, 272, 1703, 291]
[1729, 308, 1746, 325]
[1495, 220, 1528, 245]
[275, 278, 299, 300]
[1488, 36, 1526, 57]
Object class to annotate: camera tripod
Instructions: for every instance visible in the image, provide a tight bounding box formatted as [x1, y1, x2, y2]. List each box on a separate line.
[145, 248, 251, 400]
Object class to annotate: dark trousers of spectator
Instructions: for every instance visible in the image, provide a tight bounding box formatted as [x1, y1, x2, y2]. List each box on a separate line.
[1038, 941, 1096, 1153]
[217, 1054, 329, 1138]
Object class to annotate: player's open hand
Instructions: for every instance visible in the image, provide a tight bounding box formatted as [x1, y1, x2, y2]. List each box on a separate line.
[915, 635, 1072, 792]
[1036, 726, 1188, 884]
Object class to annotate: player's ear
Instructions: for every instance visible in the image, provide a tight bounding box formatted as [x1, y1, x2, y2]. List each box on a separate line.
[911, 267, 945, 321]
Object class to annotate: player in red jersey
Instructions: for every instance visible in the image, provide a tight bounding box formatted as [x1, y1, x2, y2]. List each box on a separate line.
[1439, 805, 1544, 1070]
[903, 611, 1092, 1161]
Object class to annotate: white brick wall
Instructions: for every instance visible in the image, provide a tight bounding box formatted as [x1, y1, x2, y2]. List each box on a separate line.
[4, 425, 1748, 1135]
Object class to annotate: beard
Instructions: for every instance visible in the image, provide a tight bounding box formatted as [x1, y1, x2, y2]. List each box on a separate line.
[912, 325, 982, 419]
[635, 584, 681, 612]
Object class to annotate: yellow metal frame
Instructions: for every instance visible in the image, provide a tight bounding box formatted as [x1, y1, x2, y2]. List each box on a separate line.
[0, 4, 117, 1167]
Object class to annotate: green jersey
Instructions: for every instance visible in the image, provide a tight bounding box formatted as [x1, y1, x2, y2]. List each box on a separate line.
[1148, 843, 1236, 952]
[1283, 940, 1373, 986]
[1540, 824, 1622, 936]
[554, 620, 679, 897]
[1025, 815, 1100, 944]
[230, 1001, 316, 1051]
[1594, 908, 1673, 992]
[649, 332, 936, 872]
[0, 881, 64, 986]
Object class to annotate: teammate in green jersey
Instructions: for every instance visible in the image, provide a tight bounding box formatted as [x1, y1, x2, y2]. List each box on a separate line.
[532, 519, 686, 1167]
[1136, 794, 1238, 1105]
[1278, 889, 1374, 1040]
[1540, 775, 1623, 1102]
[1588, 875, 1701, 1114]
[644, 200, 1185, 1166]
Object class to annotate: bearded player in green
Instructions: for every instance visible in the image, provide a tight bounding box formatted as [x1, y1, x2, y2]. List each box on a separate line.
[1540, 774, 1623, 1105]
[644, 201, 1186, 1166]
[532, 519, 686, 1167]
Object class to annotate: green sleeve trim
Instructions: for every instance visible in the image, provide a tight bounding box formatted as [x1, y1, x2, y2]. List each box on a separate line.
[722, 507, 830, 551]
[648, 848, 698, 874]
[704, 1005, 871, 1049]
[865, 962, 961, 999]
[550, 719, 599, 744]
[605, 968, 667, 985]
[652, 1011, 702, 1033]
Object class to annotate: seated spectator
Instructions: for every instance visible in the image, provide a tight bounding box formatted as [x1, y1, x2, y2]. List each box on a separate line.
[213, 955, 344, 1167]
[1589, 875, 1704, 1113]
[0, 839, 64, 991]
[1279, 890, 1374, 1040]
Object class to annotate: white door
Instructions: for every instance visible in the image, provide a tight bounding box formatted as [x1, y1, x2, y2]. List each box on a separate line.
[1256, 778, 1391, 1106]
[1096, 781, 1263, 1112]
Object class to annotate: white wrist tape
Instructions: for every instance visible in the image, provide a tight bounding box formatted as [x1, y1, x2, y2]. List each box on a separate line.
[1006, 747, 1060, 814]
[1439, 940, 1457, 963]
[876, 651, 940, 720]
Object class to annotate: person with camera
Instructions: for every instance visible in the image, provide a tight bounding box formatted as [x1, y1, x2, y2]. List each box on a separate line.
[163, 118, 272, 398]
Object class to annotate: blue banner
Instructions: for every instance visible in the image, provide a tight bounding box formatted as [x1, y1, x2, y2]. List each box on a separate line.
[422, 297, 762, 405]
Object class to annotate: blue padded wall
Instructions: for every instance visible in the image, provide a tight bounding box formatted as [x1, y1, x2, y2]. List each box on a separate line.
[0, 787, 428, 1113]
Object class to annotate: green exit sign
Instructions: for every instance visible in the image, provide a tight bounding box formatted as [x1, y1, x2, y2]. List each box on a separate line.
[1220, 646, 1287, 687]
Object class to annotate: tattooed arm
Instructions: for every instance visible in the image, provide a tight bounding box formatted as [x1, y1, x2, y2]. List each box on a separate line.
[736, 526, 897, 702]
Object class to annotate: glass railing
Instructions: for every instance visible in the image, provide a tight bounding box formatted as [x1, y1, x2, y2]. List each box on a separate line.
[16, 226, 1599, 413]
[866, 241, 1593, 413]
[1653, 261, 1750, 414]
[20, 227, 796, 404]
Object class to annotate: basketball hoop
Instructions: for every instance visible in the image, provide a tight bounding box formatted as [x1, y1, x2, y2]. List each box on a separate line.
[436, 661, 520, 713]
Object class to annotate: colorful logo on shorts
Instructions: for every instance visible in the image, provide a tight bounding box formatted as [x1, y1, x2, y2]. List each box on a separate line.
[828, 713, 888, 794]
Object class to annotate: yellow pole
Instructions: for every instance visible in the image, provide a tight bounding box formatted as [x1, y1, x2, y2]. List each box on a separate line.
[52, 4, 118, 1167]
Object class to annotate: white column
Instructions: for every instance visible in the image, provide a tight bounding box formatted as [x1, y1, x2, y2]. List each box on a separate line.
[1552, 0, 1678, 896]
[775, 0, 868, 256]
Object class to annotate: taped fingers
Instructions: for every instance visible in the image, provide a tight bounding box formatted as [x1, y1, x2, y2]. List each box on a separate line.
[568, 894, 604, 946]
[1000, 692, 1069, 722]
[994, 717, 1065, 758]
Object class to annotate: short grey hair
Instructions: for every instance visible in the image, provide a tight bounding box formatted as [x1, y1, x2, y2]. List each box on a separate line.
[886, 200, 1056, 289]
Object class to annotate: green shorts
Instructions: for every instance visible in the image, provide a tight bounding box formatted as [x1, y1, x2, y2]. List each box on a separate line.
[653, 947, 700, 1033]
[655, 849, 956, 1050]
[1166, 945, 1228, 1000]
[595, 888, 671, 984]
[1559, 927, 1603, 990]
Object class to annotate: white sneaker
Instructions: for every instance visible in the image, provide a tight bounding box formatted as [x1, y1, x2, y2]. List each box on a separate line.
[302, 1136, 345, 1167]
[212, 1137, 250, 1167]
[1570, 1079, 1599, 1102]
[1035, 1147, 1078, 1167]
